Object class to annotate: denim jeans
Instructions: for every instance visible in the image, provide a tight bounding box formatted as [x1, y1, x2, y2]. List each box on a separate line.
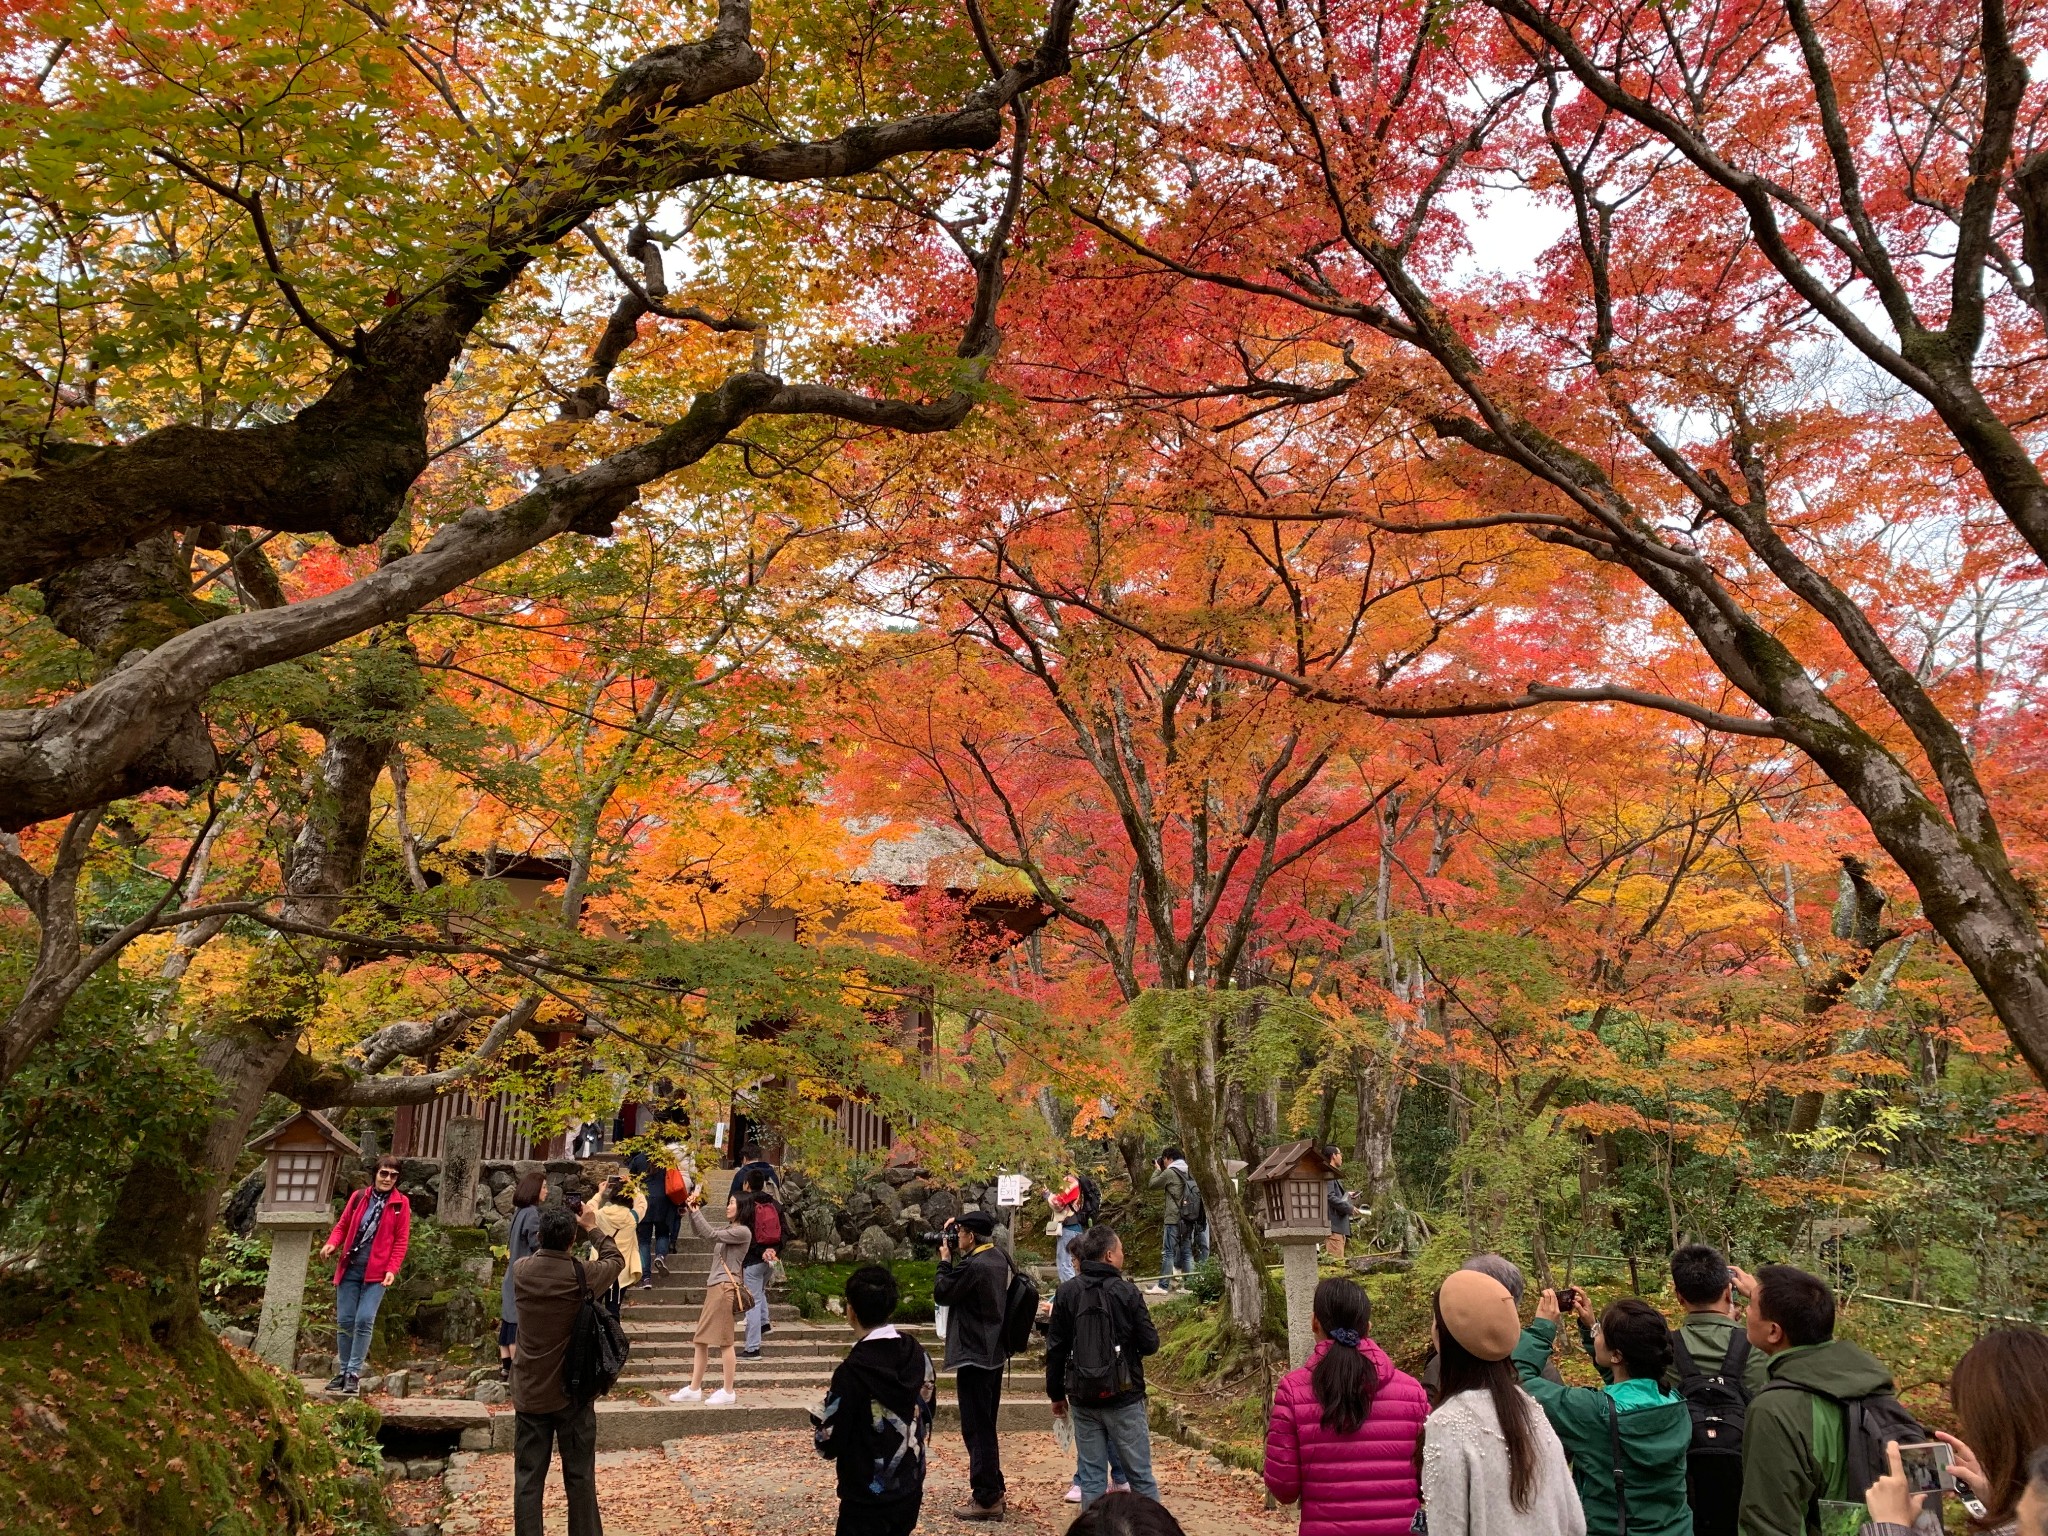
[1161, 1223, 1194, 1286]
[1072, 1397, 1157, 1506]
[743, 1260, 771, 1350]
[1056, 1224, 1084, 1284]
[637, 1229, 654, 1279]
[334, 1279, 386, 1377]
[1193, 1223, 1211, 1265]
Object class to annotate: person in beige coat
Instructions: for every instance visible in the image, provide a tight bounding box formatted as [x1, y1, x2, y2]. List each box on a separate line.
[589, 1174, 644, 1317]
[667, 1189, 753, 1406]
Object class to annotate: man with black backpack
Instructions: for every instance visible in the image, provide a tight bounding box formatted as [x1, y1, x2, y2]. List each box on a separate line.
[1738, 1263, 1926, 1536]
[934, 1211, 1015, 1521]
[1145, 1148, 1201, 1294]
[1046, 1225, 1161, 1509]
[1667, 1245, 1770, 1536]
[512, 1201, 626, 1536]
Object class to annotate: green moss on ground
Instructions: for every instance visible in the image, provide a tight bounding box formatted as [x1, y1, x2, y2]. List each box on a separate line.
[785, 1259, 938, 1322]
[0, 1273, 389, 1535]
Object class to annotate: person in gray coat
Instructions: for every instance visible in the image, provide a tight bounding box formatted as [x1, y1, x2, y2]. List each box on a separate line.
[498, 1169, 546, 1380]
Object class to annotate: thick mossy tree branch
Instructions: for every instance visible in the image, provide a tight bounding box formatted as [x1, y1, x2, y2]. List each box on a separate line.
[0, 0, 1077, 590]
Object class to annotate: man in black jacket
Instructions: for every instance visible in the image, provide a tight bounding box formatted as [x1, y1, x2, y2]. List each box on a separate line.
[1045, 1225, 1160, 1509]
[932, 1210, 1009, 1520]
[814, 1265, 936, 1536]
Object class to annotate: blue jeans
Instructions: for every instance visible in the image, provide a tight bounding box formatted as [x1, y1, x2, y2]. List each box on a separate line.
[1161, 1223, 1194, 1286]
[335, 1279, 386, 1377]
[1056, 1224, 1084, 1284]
[1072, 1398, 1157, 1506]
[743, 1261, 771, 1350]
[1193, 1223, 1211, 1265]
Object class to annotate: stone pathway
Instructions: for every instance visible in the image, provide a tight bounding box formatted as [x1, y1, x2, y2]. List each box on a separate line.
[439, 1425, 1294, 1536]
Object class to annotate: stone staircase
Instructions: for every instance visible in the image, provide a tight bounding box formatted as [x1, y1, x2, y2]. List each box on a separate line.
[362, 1230, 1056, 1448]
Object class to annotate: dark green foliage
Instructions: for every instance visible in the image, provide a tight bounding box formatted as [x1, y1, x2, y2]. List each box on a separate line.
[0, 966, 214, 1280]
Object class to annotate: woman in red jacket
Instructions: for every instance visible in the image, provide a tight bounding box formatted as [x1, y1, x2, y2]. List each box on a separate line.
[1265, 1277, 1429, 1536]
[319, 1156, 412, 1395]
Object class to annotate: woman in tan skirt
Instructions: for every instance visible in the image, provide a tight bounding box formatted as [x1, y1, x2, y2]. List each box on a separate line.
[668, 1188, 754, 1405]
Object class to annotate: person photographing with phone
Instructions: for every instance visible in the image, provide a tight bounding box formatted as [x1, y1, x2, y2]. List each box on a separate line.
[511, 1196, 624, 1536]
[934, 1211, 1011, 1520]
[1511, 1286, 1694, 1536]
[1859, 1326, 2048, 1536]
[666, 1185, 753, 1407]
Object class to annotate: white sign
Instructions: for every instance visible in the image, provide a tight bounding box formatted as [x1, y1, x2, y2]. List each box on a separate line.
[713, 1121, 727, 1150]
[995, 1174, 1030, 1207]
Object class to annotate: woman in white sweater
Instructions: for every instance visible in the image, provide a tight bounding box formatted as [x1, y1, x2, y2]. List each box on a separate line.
[1421, 1270, 1585, 1536]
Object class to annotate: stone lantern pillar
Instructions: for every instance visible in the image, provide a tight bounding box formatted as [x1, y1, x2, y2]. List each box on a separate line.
[1245, 1139, 1337, 1370]
[245, 1110, 360, 1373]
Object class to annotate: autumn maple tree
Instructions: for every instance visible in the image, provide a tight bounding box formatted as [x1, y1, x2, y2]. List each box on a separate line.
[1026, 0, 2048, 1089]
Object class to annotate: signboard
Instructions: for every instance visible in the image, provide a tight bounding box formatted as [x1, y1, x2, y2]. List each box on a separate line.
[995, 1173, 1030, 1207]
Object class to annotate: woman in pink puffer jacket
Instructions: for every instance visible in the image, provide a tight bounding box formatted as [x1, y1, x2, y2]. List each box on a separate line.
[1265, 1277, 1430, 1536]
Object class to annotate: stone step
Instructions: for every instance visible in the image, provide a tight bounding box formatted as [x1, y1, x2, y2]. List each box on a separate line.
[618, 1301, 803, 1322]
[356, 1391, 1055, 1449]
[633, 1280, 789, 1302]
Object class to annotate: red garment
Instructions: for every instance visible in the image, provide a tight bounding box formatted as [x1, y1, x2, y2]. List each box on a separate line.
[325, 1186, 412, 1286]
[1263, 1336, 1428, 1536]
[1051, 1183, 1082, 1215]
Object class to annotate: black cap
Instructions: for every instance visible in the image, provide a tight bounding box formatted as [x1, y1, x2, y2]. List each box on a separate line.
[958, 1211, 996, 1236]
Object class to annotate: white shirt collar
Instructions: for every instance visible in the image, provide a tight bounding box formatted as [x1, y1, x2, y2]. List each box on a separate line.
[862, 1324, 902, 1342]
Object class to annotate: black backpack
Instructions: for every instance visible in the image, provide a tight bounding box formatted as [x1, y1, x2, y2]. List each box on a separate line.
[1064, 1277, 1135, 1404]
[561, 1258, 631, 1401]
[1172, 1168, 1204, 1225]
[1076, 1174, 1102, 1226]
[998, 1250, 1040, 1357]
[1757, 1378, 1931, 1501]
[1672, 1329, 1752, 1459]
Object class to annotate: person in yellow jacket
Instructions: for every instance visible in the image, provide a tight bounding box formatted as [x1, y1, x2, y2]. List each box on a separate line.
[590, 1173, 646, 1318]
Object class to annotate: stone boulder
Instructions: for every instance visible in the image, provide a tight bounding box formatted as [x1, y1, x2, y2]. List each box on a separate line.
[472, 1379, 509, 1405]
[796, 1198, 838, 1246]
[866, 1182, 903, 1223]
[857, 1225, 899, 1264]
[922, 1188, 963, 1230]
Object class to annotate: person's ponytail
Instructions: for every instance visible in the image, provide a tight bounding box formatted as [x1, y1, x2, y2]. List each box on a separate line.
[1309, 1278, 1380, 1435]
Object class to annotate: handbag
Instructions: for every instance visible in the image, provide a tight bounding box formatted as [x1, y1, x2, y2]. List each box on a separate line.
[719, 1257, 755, 1320]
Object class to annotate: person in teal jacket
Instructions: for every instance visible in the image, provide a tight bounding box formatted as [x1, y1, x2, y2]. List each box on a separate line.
[1513, 1289, 1696, 1536]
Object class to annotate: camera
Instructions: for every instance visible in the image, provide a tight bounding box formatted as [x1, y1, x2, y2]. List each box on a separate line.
[566, 1195, 585, 1214]
[1555, 1286, 1580, 1312]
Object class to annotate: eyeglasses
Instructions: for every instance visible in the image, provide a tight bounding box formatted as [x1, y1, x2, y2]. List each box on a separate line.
[375, 1169, 399, 1180]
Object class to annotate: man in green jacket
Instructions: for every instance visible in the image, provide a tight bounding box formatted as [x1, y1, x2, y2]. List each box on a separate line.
[1736, 1265, 1900, 1536]
[1667, 1246, 1770, 1536]
[1670, 1245, 1771, 1393]
[1514, 1289, 1697, 1536]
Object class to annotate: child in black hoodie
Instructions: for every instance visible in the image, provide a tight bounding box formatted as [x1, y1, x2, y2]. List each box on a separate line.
[813, 1264, 936, 1536]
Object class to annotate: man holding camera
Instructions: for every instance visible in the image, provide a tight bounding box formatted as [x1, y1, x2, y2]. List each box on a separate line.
[512, 1197, 623, 1536]
[933, 1211, 1010, 1521]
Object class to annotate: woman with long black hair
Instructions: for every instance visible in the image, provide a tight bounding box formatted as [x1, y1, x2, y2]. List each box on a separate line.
[1421, 1270, 1584, 1536]
[1265, 1277, 1430, 1535]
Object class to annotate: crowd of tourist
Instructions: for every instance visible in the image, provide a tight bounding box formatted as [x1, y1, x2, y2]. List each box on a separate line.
[359, 1140, 2045, 1536]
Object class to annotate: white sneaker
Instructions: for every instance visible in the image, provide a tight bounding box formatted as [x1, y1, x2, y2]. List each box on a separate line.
[1064, 1484, 1083, 1504]
[706, 1388, 736, 1406]
[668, 1385, 703, 1402]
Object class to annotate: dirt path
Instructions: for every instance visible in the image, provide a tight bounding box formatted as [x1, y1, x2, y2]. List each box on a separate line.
[438, 1424, 1295, 1536]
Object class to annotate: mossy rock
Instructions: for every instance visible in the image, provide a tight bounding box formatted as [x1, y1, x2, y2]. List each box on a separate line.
[0, 1273, 390, 1534]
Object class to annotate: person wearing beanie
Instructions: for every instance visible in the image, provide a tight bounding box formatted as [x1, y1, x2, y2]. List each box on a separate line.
[1422, 1270, 1586, 1536]
[1513, 1289, 1695, 1536]
[934, 1210, 1012, 1520]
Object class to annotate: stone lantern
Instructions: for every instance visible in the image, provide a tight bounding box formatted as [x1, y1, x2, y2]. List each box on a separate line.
[1247, 1139, 1334, 1367]
[246, 1110, 360, 1372]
